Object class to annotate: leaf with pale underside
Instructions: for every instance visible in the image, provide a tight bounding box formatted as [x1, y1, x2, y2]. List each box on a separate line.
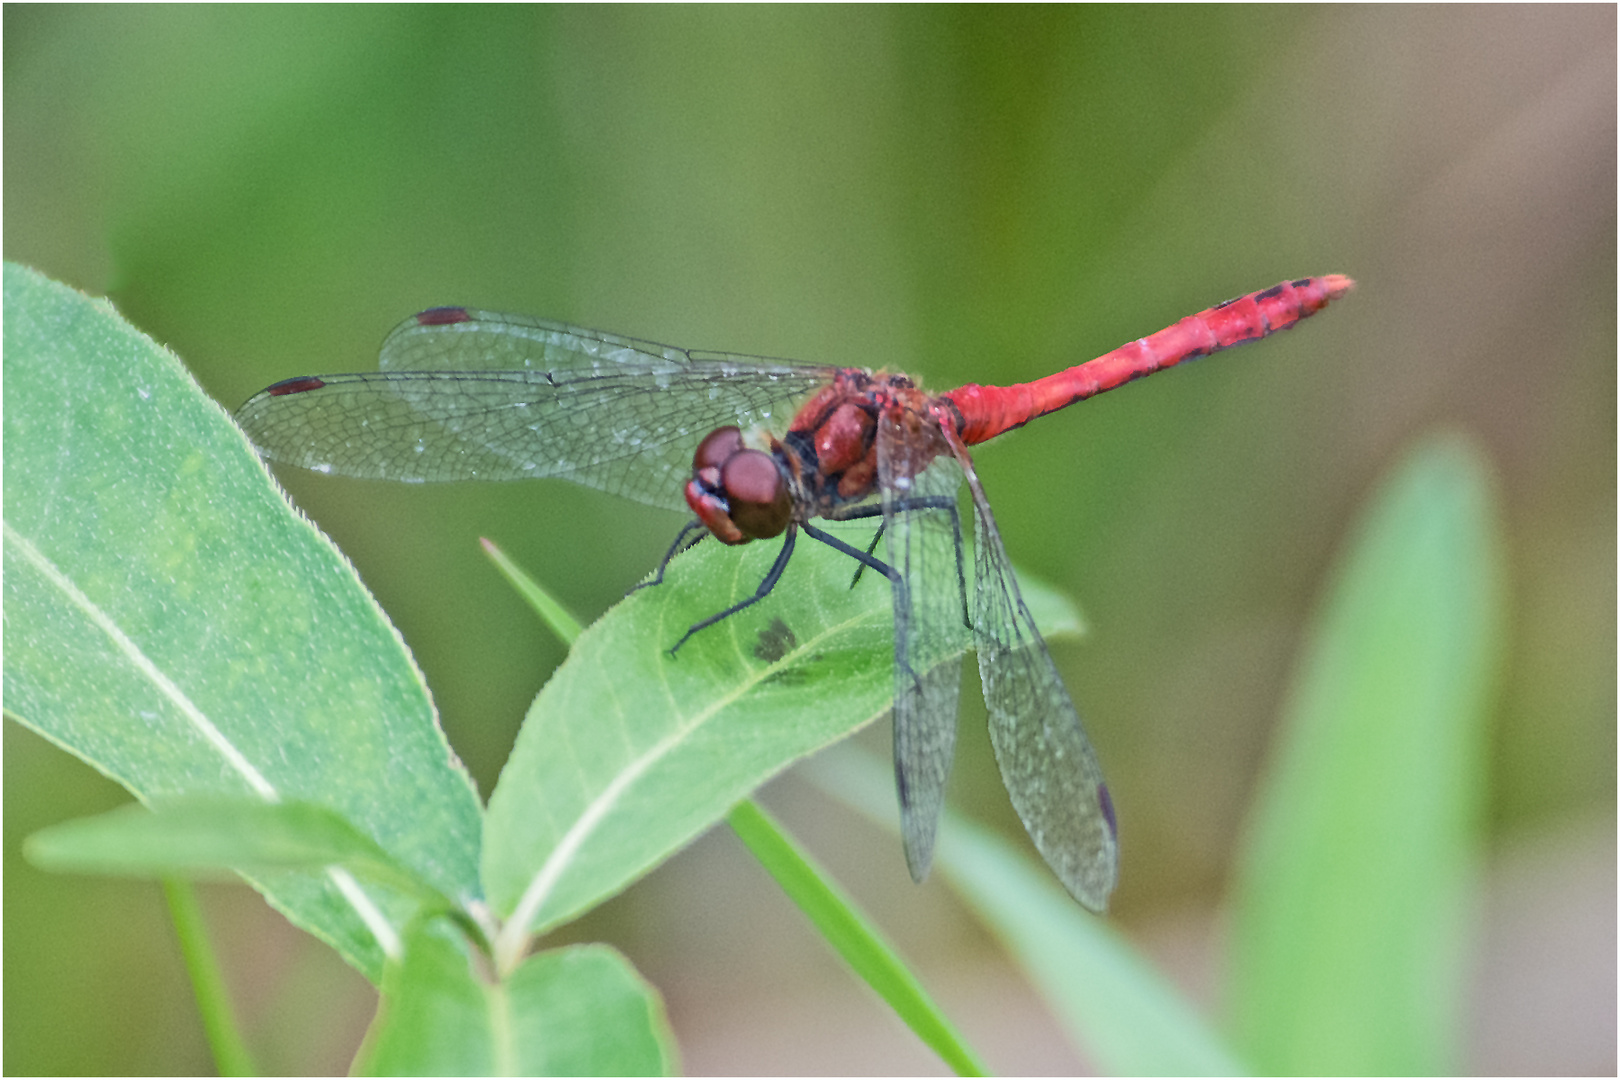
[2, 263, 483, 982]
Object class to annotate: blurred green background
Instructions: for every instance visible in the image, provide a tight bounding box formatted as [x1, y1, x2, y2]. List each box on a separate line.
[5, 6, 1612, 1074]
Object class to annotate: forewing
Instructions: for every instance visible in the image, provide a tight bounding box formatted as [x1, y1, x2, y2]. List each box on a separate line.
[236, 309, 834, 513]
[876, 417, 973, 882]
[945, 435, 1119, 911]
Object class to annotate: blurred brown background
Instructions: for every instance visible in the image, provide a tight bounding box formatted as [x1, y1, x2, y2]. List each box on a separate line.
[5, 6, 1613, 1074]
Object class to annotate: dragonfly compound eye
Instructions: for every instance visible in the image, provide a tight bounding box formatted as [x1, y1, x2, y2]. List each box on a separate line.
[693, 426, 745, 471]
[721, 449, 792, 539]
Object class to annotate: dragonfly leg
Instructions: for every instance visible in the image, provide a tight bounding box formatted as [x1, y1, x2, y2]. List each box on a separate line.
[630, 518, 709, 597]
[856, 523, 886, 587]
[830, 497, 969, 630]
[802, 523, 922, 691]
[668, 527, 798, 656]
[824, 502, 885, 588]
[804, 520, 899, 585]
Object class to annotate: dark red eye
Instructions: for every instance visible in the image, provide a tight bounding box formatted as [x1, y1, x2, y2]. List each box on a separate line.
[721, 450, 791, 539]
[693, 426, 744, 471]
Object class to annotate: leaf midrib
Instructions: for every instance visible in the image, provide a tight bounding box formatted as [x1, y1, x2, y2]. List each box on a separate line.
[495, 588, 886, 968]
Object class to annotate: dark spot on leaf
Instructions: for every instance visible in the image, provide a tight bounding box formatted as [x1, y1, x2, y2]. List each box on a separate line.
[762, 665, 814, 687]
[754, 618, 797, 663]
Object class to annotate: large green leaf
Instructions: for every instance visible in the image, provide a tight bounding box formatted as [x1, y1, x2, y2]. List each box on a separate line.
[2, 263, 484, 981]
[481, 512, 1088, 967]
[1227, 435, 1503, 1073]
[483, 522, 902, 963]
[358, 928, 677, 1076]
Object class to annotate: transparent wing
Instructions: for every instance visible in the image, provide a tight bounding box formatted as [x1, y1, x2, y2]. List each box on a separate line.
[944, 433, 1119, 912]
[876, 417, 973, 882]
[236, 309, 837, 513]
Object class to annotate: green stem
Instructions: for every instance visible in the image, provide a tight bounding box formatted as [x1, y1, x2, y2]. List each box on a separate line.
[162, 879, 256, 1077]
[727, 799, 987, 1077]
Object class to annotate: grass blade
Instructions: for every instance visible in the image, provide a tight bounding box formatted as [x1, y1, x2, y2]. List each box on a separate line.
[728, 799, 987, 1077]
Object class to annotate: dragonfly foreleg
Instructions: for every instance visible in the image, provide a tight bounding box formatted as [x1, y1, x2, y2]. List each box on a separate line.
[668, 526, 799, 657]
[630, 518, 709, 598]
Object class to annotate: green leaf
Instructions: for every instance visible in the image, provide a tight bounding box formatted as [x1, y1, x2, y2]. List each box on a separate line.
[480, 537, 584, 646]
[944, 815, 1247, 1075]
[2, 263, 485, 981]
[809, 748, 1247, 1076]
[357, 926, 677, 1076]
[1227, 435, 1503, 1074]
[483, 523, 902, 966]
[1014, 564, 1087, 642]
[480, 502, 1089, 968]
[25, 797, 449, 905]
[727, 799, 987, 1076]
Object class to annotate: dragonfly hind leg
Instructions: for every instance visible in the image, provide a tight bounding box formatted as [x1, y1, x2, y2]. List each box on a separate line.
[802, 523, 936, 695]
[832, 498, 970, 631]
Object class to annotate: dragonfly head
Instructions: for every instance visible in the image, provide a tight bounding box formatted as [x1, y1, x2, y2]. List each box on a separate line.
[685, 426, 793, 545]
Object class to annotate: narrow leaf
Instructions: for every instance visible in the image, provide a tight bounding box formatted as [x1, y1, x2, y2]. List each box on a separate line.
[809, 748, 1247, 1076]
[728, 799, 987, 1077]
[2, 263, 485, 980]
[26, 797, 448, 905]
[481, 537, 583, 646]
[943, 815, 1246, 1075]
[357, 926, 676, 1076]
[481, 512, 1088, 966]
[1228, 434, 1503, 1074]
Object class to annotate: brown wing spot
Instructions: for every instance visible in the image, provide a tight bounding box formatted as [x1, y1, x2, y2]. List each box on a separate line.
[416, 306, 473, 326]
[266, 376, 327, 396]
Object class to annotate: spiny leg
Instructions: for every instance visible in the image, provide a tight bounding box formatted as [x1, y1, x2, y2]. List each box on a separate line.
[630, 518, 709, 597]
[801, 523, 924, 690]
[668, 527, 799, 656]
[833, 497, 969, 630]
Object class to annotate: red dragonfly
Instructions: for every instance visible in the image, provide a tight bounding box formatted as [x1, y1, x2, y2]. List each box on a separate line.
[237, 275, 1352, 911]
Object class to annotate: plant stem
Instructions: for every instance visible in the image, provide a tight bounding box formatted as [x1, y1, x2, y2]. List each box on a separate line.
[162, 879, 256, 1077]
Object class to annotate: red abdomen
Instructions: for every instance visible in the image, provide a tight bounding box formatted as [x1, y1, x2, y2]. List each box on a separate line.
[946, 275, 1353, 446]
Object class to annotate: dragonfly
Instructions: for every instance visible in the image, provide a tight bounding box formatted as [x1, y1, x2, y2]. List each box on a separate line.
[237, 274, 1353, 912]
